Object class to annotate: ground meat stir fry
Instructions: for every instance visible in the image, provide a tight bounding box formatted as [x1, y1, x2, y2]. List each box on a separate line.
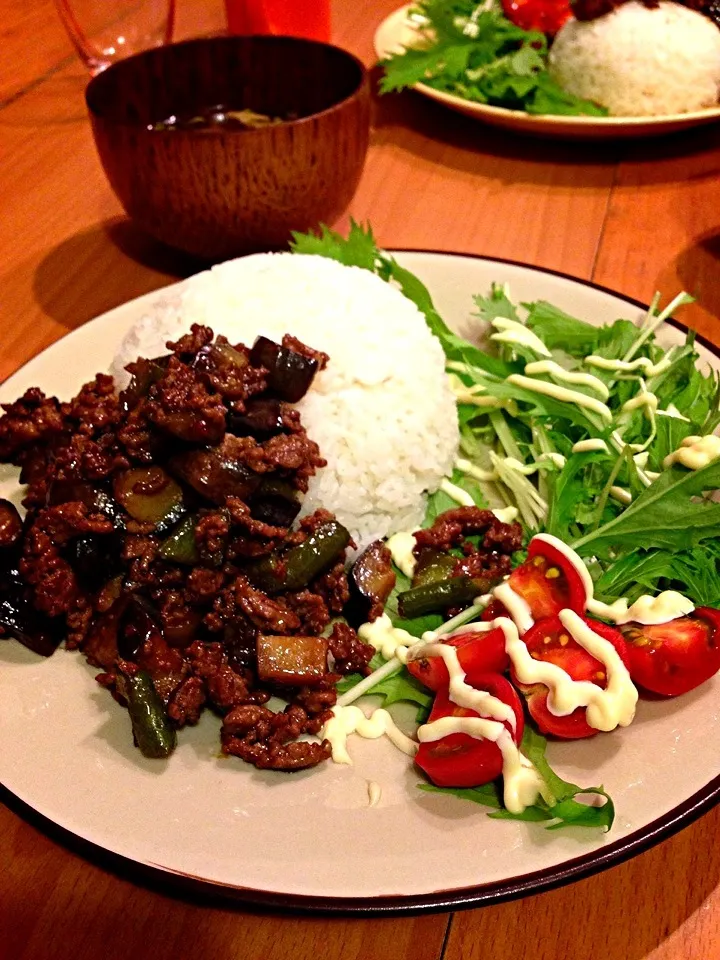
[0, 327, 525, 774]
[0, 326, 375, 772]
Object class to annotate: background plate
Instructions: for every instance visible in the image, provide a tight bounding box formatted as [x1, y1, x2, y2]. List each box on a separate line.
[1, 251, 720, 913]
[374, 5, 720, 140]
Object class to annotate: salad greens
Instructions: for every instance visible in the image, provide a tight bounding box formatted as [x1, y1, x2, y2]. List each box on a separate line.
[379, 0, 607, 117]
[291, 220, 720, 830]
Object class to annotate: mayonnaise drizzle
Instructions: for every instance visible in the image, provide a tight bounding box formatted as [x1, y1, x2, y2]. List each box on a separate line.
[455, 456, 497, 482]
[571, 438, 609, 454]
[585, 354, 674, 377]
[500, 613, 637, 731]
[492, 581, 534, 635]
[538, 452, 567, 469]
[663, 434, 720, 470]
[621, 388, 658, 417]
[386, 531, 417, 578]
[492, 505, 520, 524]
[440, 478, 474, 506]
[609, 486, 632, 505]
[323, 706, 418, 764]
[523, 360, 610, 399]
[359, 613, 418, 662]
[506, 374, 613, 422]
[489, 317, 551, 357]
[590, 591, 694, 625]
[367, 781, 382, 807]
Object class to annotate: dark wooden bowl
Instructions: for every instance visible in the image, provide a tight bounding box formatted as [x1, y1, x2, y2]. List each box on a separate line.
[86, 36, 370, 260]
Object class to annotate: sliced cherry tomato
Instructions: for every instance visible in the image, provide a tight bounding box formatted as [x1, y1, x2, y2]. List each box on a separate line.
[512, 615, 629, 739]
[620, 607, 720, 697]
[502, 0, 572, 35]
[416, 673, 524, 788]
[503, 537, 587, 623]
[406, 628, 509, 692]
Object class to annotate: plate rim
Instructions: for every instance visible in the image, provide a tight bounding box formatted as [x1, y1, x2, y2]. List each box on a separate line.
[3, 248, 720, 915]
[373, 3, 720, 132]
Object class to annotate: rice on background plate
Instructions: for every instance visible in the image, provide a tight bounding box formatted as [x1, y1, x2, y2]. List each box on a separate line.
[549, 1, 720, 117]
[111, 253, 460, 548]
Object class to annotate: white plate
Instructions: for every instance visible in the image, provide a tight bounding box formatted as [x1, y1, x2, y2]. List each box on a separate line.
[374, 5, 720, 140]
[2, 251, 720, 913]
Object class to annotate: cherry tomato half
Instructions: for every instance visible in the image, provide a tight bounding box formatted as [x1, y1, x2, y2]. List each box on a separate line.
[406, 628, 509, 692]
[512, 615, 629, 739]
[501, 0, 572, 35]
[621, 607, 720, 697]
[416, 673, 524, 788]
[503, 537, 588, 624]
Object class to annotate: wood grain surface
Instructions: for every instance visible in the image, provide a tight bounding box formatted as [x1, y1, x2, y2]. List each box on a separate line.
[2, 1, 720, 958]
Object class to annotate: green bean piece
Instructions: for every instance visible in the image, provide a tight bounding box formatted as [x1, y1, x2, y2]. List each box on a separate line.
[397, 575, 492, 620]
[123, 669, 177, 759]
[410, 549, 457, 589]
[245, 520, 351, 594]
[158, 515, 199, 565]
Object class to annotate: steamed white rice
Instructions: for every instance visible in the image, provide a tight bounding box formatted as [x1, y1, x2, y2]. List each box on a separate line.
[549, 1, 720, 117]
[111, 253, 459, 547]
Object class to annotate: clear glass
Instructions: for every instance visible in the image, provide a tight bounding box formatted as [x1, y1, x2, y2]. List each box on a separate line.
[224, 0, 330, 42]
[54, 0, 176, 75]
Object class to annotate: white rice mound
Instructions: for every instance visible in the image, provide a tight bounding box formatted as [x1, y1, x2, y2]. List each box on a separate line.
[111, 253, 459, 548]
[549, 1, 720, 117]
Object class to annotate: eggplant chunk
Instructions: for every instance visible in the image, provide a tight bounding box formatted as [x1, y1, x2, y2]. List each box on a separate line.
[346, 540, 396, 627]
[248, 477, 301, 527]
[193, 339, 248, 381]
[249, 336, 318, 402]
[0, 556, 63, 657]
[168, 438, 261, 505]
[64, 531, 124, 592]
[0, 500, 22, 550]
[228, 398, 286, 440]
[114, 467, 185, 531]
[257, 633, 328, 686]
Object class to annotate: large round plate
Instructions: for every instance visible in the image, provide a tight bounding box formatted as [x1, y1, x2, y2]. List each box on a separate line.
[374, 5, 720, 139]
[1, 251, 720, 913]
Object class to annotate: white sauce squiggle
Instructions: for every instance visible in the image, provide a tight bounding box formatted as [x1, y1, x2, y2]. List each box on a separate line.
[386, 531, 418, 579]
[572, 438, 610, 454]
[358, 613, 418, 662]
[323, 706, 418, 764]
[664, 434, 720, 470]
[584, 354, 674, 378]
[524, 360, 610, 399]
[506, 374, 613, 422]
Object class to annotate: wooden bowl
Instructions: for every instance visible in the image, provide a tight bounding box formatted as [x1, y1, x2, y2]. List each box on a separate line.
[85, 36, 370, 260]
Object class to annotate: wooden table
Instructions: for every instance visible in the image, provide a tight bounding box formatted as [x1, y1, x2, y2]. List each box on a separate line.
[3, 1, 720, 957]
